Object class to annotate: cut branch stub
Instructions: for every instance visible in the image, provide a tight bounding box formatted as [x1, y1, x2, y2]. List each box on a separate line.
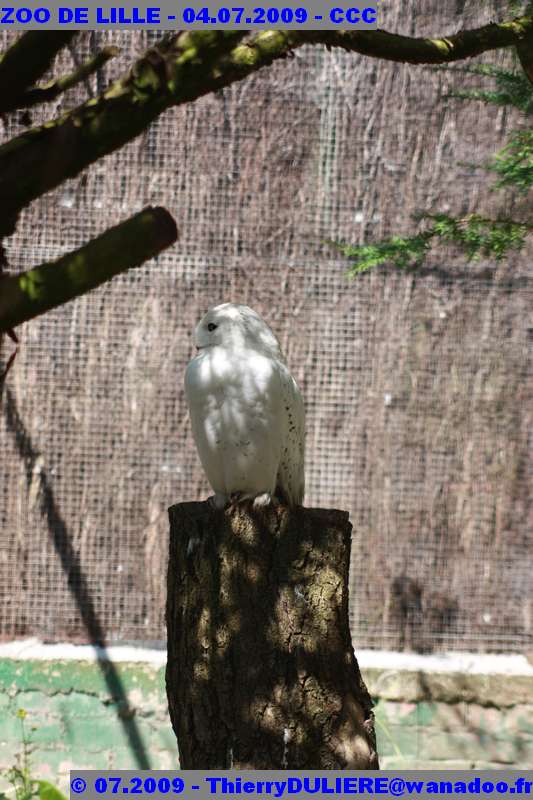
[166, 501, 379, 769]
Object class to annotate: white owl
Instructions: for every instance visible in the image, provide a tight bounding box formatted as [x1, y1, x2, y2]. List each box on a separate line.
[185, 303, 305, 509]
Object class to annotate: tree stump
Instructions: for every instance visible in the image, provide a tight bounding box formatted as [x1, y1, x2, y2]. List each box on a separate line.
[166, 502, 379, 769]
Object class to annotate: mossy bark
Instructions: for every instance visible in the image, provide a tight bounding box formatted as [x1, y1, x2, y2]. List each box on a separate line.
[2, 18, 532, 236]
[166, 501, 379, 769]
[0, 205, 177, 333]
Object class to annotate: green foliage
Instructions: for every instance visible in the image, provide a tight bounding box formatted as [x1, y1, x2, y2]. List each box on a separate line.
[332, 214, 530, 276]
[336, 41, 533, 277]
[447, 65, 533, 194]
[508, 0, 533, 13]
[3, 709, 34, 800]
[424, 213, 529, 260]
[487, 129, 533, 192]
[35, 783, 66, 800]
[1, 710, 66, 800]
[443, 63, 533, 115]
[331, 231, 433, 274]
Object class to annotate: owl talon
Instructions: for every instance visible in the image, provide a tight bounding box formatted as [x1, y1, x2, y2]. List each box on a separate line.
[252, 492, 273, 508]
[226, 491, 273, 508]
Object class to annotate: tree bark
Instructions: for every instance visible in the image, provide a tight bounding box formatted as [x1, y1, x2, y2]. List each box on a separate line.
[166, 501, 379, 769]
[0, 205, 177, 333]
[0, 45, 120, 114]
[2, 17, 533, 236]
[0, 32, 76, 113]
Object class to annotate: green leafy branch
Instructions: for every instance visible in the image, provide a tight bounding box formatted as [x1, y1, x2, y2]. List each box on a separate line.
[426, 213, 530, 259]
[488, 129, 533, 191]
[330, 231, 433, 274]
[441, 63, 533, 193]
[332, 214, 531, 275]
[336, 42, 533, 278]
[441, 63, 533, 114]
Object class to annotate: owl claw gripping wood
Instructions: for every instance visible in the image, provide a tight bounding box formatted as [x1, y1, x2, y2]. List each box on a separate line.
[185, 302, 305, 509]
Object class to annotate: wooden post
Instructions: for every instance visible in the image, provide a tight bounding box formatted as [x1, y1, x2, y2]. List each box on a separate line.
[166, 502, 379, 769]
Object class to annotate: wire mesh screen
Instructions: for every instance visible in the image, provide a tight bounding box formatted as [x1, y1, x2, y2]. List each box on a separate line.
[1, 7, 532, 652]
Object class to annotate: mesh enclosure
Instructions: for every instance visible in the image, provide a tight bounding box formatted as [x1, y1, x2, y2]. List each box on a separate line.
[1, 8, 532, 652]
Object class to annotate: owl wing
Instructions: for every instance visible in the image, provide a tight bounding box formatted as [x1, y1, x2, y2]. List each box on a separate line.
[275, 361, 305, 506]
[185, 353, 225, 496]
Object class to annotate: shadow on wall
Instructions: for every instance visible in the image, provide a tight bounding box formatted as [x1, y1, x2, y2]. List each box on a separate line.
[2, 386, 152, 770]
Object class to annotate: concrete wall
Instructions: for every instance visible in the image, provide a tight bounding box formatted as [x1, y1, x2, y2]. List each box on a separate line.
[0, 644, 532, 788]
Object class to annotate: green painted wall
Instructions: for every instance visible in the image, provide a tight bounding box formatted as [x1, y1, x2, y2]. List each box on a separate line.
[0, 659, 532, 788]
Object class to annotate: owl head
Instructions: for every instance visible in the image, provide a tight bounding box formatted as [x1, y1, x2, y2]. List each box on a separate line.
[194, 303, 284, 360]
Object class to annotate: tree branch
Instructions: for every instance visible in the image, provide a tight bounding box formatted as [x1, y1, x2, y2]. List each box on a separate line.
[1, 45, 120, 114]
[0, 206, 177, 333]
[308, 16, 533, 64]
[0, 32, 76, 115]
[1, 18, 531, 235]
[0, 31, 247, 236]
[517, 31, 533, 86]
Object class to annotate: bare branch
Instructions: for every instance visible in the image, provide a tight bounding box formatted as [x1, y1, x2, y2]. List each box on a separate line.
[306, 16, 533, 64]
[0, 206, 178, 333]
[1, 45, 120, 113]
[0, 32, 76, 114]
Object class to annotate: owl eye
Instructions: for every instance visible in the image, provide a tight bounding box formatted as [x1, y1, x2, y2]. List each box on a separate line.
[207, 323, 218, 332]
